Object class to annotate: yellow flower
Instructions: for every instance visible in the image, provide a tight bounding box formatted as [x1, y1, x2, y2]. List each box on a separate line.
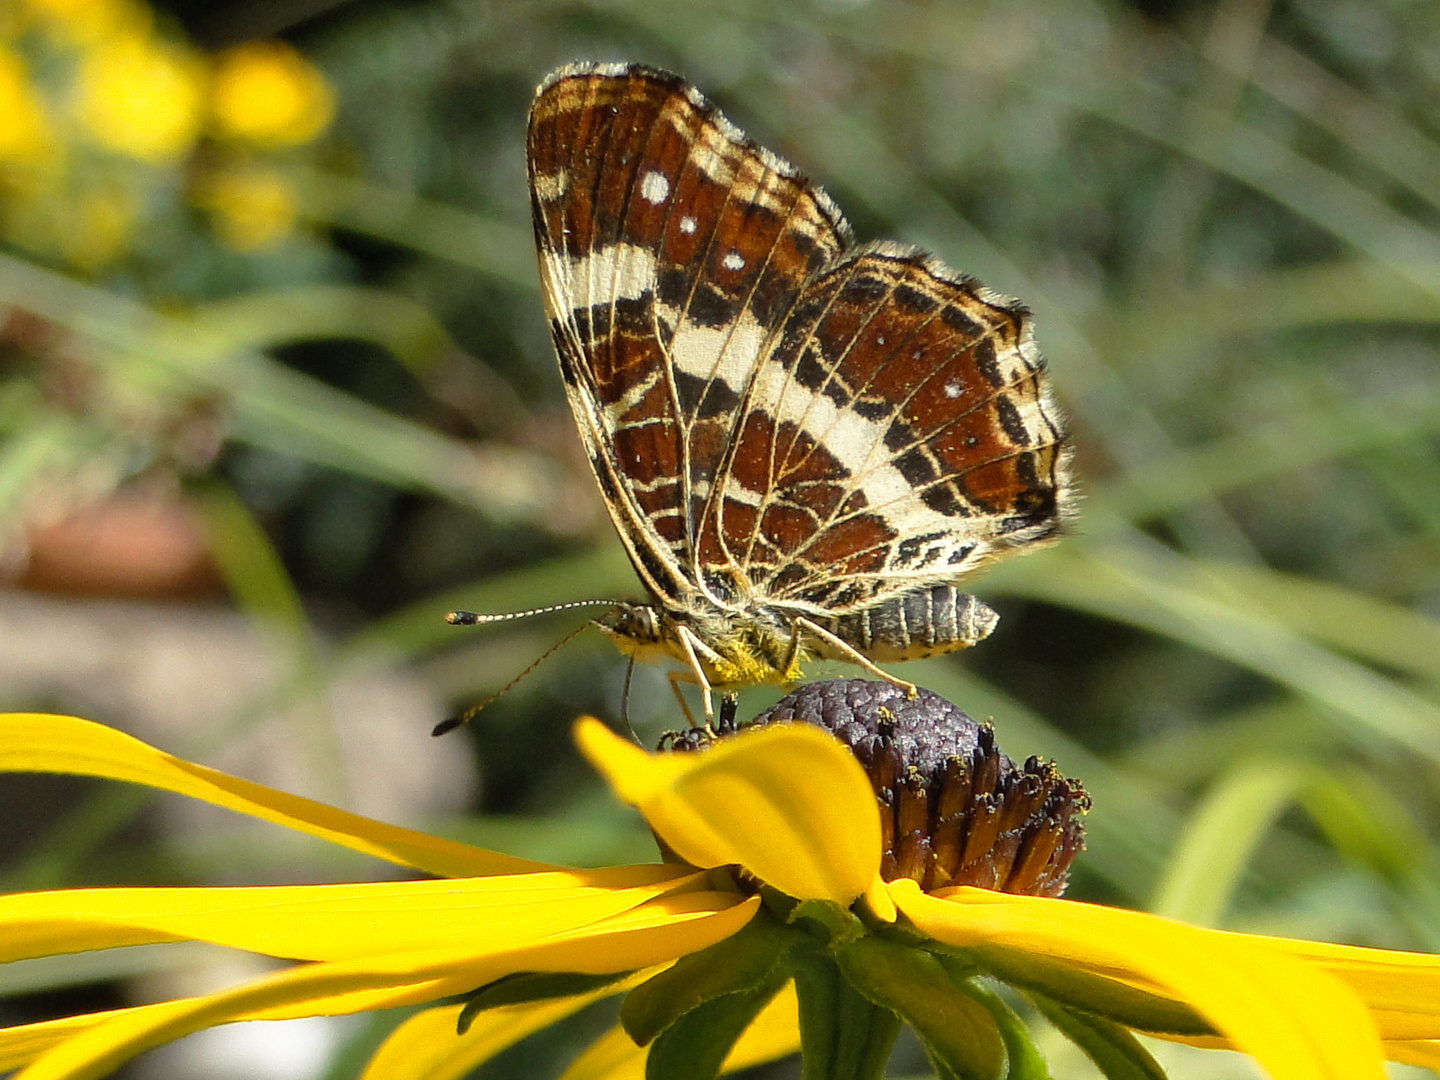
[73, 30, 204, 164]
[195, 162, 298, 250]
[210, 40, 333, 148]
[0, 684, 1438, 1080]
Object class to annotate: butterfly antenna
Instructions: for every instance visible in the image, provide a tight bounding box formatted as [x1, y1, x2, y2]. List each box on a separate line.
[433, 621, 595, 736]
[434, 600, 623, 737]
[620, 656, 643, 745]
[445, 599, 625, 626]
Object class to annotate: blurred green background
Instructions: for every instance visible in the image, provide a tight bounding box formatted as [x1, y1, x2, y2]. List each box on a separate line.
[0, 0, 1438, 1076]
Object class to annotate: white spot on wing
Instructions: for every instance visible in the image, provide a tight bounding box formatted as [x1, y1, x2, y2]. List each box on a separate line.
[532, 169, 569, 202]
[944, 382, 963, 398]
[640, 170, 670, 205]
[722, 251, 745, 271]
[680, 216, 697, 234]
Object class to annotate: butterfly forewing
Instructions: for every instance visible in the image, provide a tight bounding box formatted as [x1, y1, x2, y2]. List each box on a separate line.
[528, 63, 850, 607]
[527, 61, 1071, 690]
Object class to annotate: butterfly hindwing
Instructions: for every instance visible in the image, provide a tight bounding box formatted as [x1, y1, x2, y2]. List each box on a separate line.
[697, 243, 1066, 614]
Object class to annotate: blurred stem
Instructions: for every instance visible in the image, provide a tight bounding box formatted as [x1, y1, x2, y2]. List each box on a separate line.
[1, 784, 152, 892]
[0, 252, 554, 520]
[291, 166, 534, 286]
[984, 537, 1440, 764]
[195, 481, 349, 810]
[1134, 0, 1274, 292]
[1150, 757, 1305, 925]
[1248, 37, 1440, 222]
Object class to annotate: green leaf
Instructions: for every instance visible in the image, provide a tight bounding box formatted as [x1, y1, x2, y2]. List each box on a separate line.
[455, 970, 634, 1034]
[947, 976, 1054, 1080]
[1029, 994, 1169, 1080]
[945, 943, 1211, 1036]
[643, 974, 788, 1080]
[836, 937, 1005, 1080]
[620, 911, 795, 1046]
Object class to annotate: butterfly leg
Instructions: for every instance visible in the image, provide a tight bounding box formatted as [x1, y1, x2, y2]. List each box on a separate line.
[795, 617, 918, 697]
[673, 623, 717, 723]
[667, 671, 701, 728]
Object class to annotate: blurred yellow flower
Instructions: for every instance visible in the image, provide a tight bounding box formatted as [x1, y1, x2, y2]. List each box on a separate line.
[211, 40, 333, 147]
[199, 162, 298, 250]
[20, 0, 150, 48]
[74, 30, 204, 163]
[63, 183, 137, 268]
[0, 46, 52, 163]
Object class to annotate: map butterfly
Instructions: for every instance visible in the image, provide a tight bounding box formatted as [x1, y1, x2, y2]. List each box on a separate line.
[456, 62, 1073, 724]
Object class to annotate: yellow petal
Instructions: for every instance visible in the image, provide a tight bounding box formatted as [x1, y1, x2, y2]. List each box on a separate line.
[892, 882, 1384, 1080]
[0, 713, 549, 877]
[16, 895, 757, 1080]
[0, 1004, 175, 1072]
[74, 32, 204, 163]
[1148, 1031, 1440, 1071]
[1240, 933, 1440, 1041]
[361, 970, 653, 1080]
[0, 866, 701, 963]
[1384, 1040, 1440, 1070]
[576, 718, 879, 904]
[210, 40, 333, 147]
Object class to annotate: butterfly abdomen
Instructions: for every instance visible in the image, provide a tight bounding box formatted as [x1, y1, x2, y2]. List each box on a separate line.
[820, 586, 999, 662]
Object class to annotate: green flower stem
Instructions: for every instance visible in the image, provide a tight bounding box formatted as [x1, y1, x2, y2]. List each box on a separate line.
[790, 949, 902, 1080]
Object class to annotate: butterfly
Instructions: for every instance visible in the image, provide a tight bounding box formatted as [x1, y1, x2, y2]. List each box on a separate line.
[454, 62, 1072, 724]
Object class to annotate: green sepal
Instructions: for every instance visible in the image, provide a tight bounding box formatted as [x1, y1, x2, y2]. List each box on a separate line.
[1030, 993, 1169, 1080]
[455, 970, 633, 1034]
[790, 897, 866, 945]
[835, 937, 1005, 1080]
[621, 910, 796, 1046]
[790, 949, 902, 1080]
[948, 976, 1054, 1080]
[643, 970, 788, 1080]
[942, 942, 1212, 1036]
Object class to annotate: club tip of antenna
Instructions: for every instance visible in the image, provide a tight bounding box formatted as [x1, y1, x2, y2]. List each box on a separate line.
[432, 715, 465, 737]
[446, 610, 481, 625]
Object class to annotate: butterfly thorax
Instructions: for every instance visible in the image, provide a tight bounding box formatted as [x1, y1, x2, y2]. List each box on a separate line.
[596, 599, 807, 689]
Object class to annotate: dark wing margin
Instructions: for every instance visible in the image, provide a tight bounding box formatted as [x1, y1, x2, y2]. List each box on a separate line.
[697, 242, 1072, 612]
[528, 62, 850, 604]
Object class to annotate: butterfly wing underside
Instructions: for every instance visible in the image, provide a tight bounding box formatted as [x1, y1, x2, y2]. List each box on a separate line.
[529, 61, 1070, 673]
[527, 62, 851, 610]
[697, 242, 1068, 617]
